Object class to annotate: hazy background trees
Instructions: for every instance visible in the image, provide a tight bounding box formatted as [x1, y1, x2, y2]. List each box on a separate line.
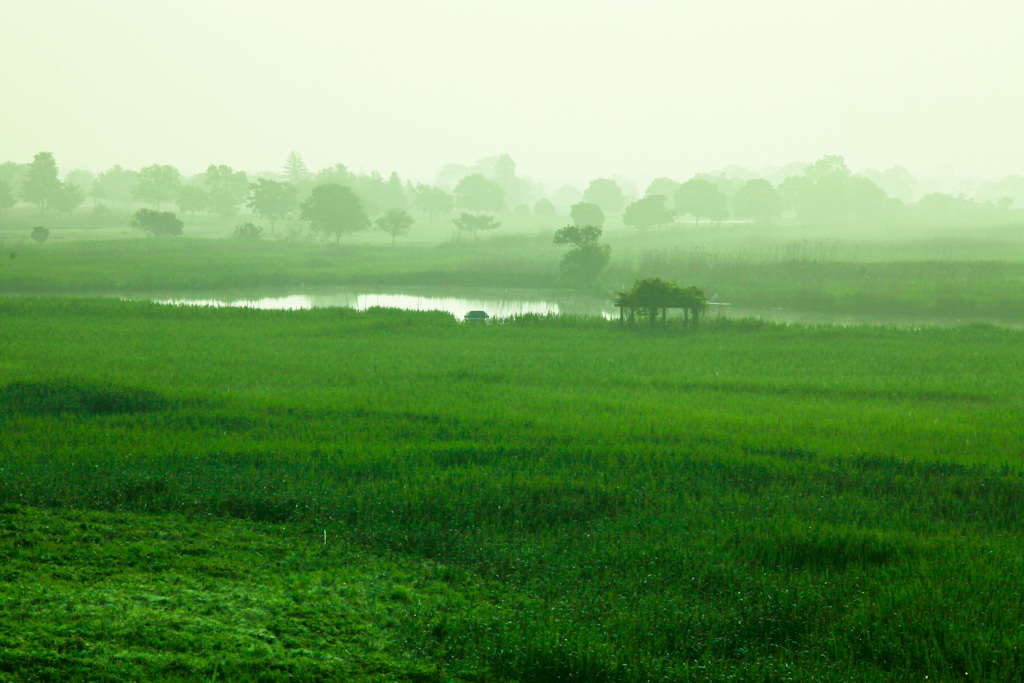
[778, 155, 896, 224]
[22, 152, 62, 211]
[550, 185, 582, 213]
[177, 185, 209, 219]
[65, 170, 96, 203]
[454, 173, 504, 213]
[732, 179, 782, 223]
[20, 155, 91, 216]
[134, 165, 181, 209]
[674, 178, 728, 225]
[376, 208, 414, 245]
[0, 162, 27, 200]
[1, 148, 1019, 247]
[50, 182, 84, 214]
[0, 181, 15, 213]
[300, 184, 370, 242]
[414, 185, 454, 221]
[570, 202, 604, 228]
[282, 151, 311, 187]
[95, 165, 138, 207]
[248, 179, 297, 230]
[203, 164, 250, 218]
[582, 178, 624, 215]
[623, 195, 673, 229]
[645, 177, 680, 201]
[973, 175, 1024, 210]
[857, 166, 919, 204]
[533, 198, 556, 218]
[453, 212, 501, 239]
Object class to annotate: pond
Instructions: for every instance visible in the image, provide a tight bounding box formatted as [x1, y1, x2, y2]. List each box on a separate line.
[147, 286, 616, 320]
[137, 286, 1022, 329]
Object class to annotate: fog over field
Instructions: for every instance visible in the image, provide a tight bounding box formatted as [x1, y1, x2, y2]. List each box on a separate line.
[2, 0, 1022, 187]
[6, 4, 1024, 682]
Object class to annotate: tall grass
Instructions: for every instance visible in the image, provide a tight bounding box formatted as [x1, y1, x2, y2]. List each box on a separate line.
[2, 297, 1024, 680]
[4, 226, 1024, 323]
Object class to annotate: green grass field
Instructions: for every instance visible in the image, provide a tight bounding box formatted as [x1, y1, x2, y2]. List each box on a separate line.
[3, 203, 1024, 325]
[2, 297, 1023, 681]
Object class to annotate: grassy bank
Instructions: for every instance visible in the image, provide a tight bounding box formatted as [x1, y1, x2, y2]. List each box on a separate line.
[2, 298, 1024, 680]
[0, 236, 560, 293]
[3, 232, 1024, 323]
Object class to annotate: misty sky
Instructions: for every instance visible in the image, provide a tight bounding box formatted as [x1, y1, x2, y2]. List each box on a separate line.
[3, 0, 1022, 186]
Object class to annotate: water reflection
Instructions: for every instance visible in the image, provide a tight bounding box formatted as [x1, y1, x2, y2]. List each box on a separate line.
[153, 288, 604, 320]
[147, 288, 1022, 329]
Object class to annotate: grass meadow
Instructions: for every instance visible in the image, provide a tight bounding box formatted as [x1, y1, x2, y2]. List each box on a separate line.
[2, 297, 1024, 681]
[3, 207, 1024, 322]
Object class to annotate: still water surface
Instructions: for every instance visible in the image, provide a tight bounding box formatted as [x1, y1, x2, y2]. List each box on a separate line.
[151, 287, 612, 320]
[144, 286, 1020, 329]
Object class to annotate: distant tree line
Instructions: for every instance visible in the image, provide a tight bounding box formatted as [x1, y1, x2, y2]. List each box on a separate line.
[615, 155, 1022, 229]
[1, 151, 1020, 238]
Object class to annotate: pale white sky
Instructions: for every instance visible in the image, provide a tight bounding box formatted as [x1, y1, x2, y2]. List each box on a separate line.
[2, 0, 1022, 187]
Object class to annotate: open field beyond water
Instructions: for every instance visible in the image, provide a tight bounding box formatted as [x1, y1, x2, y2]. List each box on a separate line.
[2, 298, 1023, 681]
[3, 224, 1024, 324]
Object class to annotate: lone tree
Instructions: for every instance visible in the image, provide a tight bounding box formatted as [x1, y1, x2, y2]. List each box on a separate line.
[452, 212, 501, 239]
[623, 194, 673, 229]
[21, 152, 61, 211]
[31, 226, 49, 243]
[553, 224, 611, 286]
[674, 178, 729, 225]
[616, 277, 706, 327]
[130, 209, 183, 236]
[135, 165, 182, 209]
[300, 184, 370, 242]
[248, 178, 297, 230]
[376, 208, 415, 245]
[570, 201, 604, 228]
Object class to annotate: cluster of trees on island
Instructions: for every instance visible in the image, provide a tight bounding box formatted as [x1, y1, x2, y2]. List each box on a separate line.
[2, 151, 1021, 245]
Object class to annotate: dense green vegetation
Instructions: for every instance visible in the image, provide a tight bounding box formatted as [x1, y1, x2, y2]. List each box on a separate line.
[3, 297, 1023, 681]
[3, 220, 1024, 323]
